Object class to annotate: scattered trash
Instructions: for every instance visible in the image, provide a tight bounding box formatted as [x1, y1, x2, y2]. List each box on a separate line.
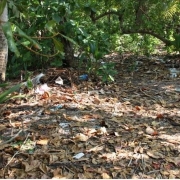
[101, 61, 106, 65]
[175, 88, 180, 92]
[55, 76, 63, 85]
[35, 83, 51, 94]
[79, 74, 88, 81]
[50, 104, 63, 111]
[169, 68, 180, 78]
[145, 126, 158, 136]
[31, 73, 45, 86]
[23, 73, 45, 87]
[73, 152, 85, 159]
[96, 127, 107, 135]
[55, 104, 63, 110]
[59, 123, 70, 128]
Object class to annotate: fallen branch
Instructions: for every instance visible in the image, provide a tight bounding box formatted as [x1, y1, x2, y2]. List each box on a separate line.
[0, 129, 23, 146]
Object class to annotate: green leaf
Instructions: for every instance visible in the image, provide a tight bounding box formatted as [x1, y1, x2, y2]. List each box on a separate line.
[0, 83, 8, 87]
[89, 41, 97, 54]
[45, 20, 57, 33]
[26, 78, 33, 89]
[2, 22, 20, 57]
[52, 38, 64, 52]
[15, 25, 42, 50]
[53, 14, 61, 23]
[0, 83, 23, 103]
[60, 33, 77, 45]
[0, 0, 7, 15]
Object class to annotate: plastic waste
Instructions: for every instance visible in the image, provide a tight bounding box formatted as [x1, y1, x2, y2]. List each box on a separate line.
[79, 74, 88, 81]
[50, 104, 63, 111]
[35, 83, 51, 94]
[23, 73, 45, 87]
[55, 76, 63, 85]
[169, 68, 180, 78]
[73, 152, 85, 159]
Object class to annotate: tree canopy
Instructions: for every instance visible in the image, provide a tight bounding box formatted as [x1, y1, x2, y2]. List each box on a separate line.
[1, 0, 180, 78]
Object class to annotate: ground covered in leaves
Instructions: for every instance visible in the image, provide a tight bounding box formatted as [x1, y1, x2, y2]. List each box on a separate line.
[1, 53, 180, 179]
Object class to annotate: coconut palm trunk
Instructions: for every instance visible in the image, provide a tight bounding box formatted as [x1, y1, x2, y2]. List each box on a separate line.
[0, 3, 8, 82]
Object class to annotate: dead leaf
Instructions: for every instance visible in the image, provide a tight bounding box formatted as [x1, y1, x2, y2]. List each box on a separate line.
[36, 139, 49, 145]
[135, 106, 141, 111]
[152, 162, 161, 169]
[87, 145, 104, 152]
[156, 114, 164, 119]
[112, 172, 118, 178]
[0, 125, 6, 131]
[101, 152, 116, 160]
[167, 157, 180, 166]
[93, 97, 100, 105]
[92, 158, 98, 164]
[78, 173, 86, 179]
[146, 150, 164, 159]
[82, 114, 94, 120]
[49, 154, 59, 163]
[40, 91, 50, 100]
[134, 146, 144, 154]
[151, 121, 159, 126]
[102, 172, 111, 179]
[164, 163, 174, 170]
[23, 160, 40, 172]
[52, 167, 66, 179]
[74, 133, 89, 142]
[39, 163, 48, 174]
[169, 173, 176, 179]
[96, 127, 107, 135]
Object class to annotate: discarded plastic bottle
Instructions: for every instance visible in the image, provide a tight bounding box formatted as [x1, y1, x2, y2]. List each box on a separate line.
[79, 74, 88, 81]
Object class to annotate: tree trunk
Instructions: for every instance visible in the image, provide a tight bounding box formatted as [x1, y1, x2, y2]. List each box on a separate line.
[60, 35, 75, 67]
[0, 3, 8, 82]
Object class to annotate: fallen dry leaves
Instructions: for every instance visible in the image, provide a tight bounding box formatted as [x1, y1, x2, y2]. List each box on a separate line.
[0, 54, 180, 178]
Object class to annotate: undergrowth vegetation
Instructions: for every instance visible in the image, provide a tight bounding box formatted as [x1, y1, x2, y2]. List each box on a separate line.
[0, 0, 179, 81]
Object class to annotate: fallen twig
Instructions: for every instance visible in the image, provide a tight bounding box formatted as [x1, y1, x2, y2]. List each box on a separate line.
[128, 156, 133, 167]
[0, 129, 23, 146]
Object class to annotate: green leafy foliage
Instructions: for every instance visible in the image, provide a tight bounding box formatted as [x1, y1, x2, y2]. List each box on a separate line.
[2, 22, 20, 57]
[0, 83, 23, 103]
[15, 25, 42, 50]
[172, 34, 180, 51]
[97, 62, 117, 82]
[4, 0, 180, 81]
[52, 38, 64, 52]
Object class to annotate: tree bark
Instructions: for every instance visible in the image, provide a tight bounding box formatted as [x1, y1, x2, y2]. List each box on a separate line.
[61, 36, 74, 67]
[0, 3, 8, 81]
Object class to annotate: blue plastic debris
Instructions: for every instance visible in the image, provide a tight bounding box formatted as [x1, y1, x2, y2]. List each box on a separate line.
[79, 74, 88, 81]
[55, 104, 63, 110]
[50, 104, 63, 111]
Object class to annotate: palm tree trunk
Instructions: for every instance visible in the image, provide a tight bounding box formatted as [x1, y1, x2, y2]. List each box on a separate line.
[0, 3, 8, 81]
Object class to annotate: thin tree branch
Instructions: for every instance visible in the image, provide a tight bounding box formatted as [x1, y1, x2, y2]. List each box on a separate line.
[21, 43, 60, 58]
[89, 9, 173, 46]
[90, 10, 120, 22]
[121, 29, 172, 45]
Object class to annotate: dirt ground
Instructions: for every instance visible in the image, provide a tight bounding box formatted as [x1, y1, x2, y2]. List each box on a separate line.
[0, 53, 180, 179]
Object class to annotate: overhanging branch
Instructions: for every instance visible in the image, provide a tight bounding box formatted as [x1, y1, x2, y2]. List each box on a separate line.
[121, 29, 173, 45]
[89, 9, 173, 46]
[90, 10, 120, 22]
